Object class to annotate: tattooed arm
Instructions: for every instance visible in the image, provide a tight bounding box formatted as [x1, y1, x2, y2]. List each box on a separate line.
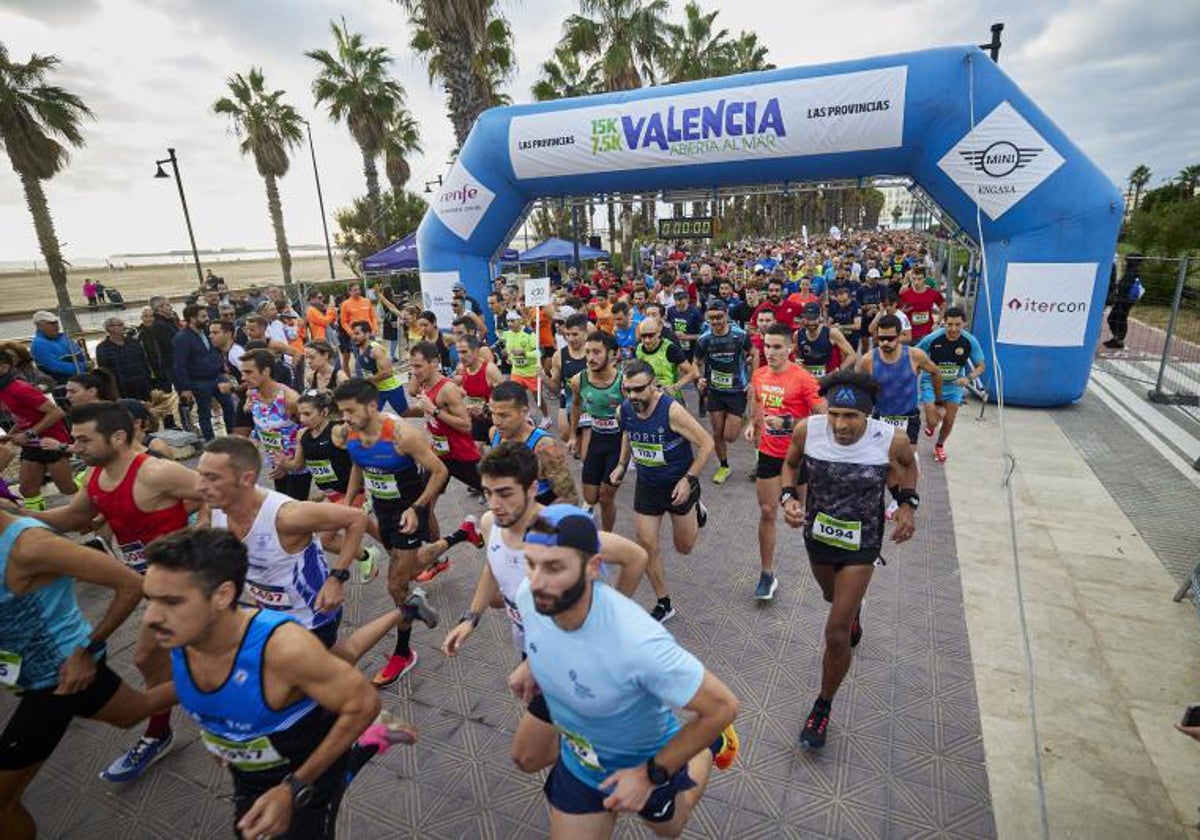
[535, 436, 580, 505]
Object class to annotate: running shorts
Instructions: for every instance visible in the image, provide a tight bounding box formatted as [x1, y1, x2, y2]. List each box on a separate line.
[544, 757, 696, 823]
[756, 453, 785, 480]
[633, 475, 700, 518]
[919, 377, 963, 405]
[706, 389, 747, 417]
[580, 432, 622, 487]
[374, 497, 431, 552]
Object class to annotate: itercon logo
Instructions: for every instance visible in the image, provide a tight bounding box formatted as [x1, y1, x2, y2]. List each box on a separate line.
[1006, 296, 1086, 313]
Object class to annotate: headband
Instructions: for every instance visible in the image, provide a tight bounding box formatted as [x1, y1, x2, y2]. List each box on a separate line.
[826, 383, 875, 414]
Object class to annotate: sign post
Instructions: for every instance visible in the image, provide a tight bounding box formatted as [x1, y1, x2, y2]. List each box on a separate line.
[524, 276, 551, 412]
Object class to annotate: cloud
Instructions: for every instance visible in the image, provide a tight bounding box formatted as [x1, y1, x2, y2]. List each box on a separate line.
[0, 0, 102, 26]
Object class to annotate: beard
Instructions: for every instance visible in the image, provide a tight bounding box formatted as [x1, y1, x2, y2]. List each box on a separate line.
[533, 566, 588, 616]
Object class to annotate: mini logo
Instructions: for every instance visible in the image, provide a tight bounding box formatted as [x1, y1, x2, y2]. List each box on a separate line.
[959, 141, 1041, 178]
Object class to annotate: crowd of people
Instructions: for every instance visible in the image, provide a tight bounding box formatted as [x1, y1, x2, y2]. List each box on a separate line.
[0, 228, 991, 840]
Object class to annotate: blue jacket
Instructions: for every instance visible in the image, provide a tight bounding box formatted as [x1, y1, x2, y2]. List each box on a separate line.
[31, 331, 87, 381]
[171, 325, 224, 391]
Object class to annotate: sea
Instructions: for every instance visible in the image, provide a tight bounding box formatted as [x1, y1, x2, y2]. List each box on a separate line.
[0, 246, 332, 274]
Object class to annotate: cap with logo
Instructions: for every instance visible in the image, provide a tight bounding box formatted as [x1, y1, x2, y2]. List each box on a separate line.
[801, 302, 822, 319]
[523, 504, 601, 555]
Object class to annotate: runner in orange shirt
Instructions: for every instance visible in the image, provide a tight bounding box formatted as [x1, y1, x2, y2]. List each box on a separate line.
[745, 323, 824, 601]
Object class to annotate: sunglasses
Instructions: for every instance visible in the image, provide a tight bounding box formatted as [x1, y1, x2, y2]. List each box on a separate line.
[876, 334, 899, 343]
[621, 381, 654, 394]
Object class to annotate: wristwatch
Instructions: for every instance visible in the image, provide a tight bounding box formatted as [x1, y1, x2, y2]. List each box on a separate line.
[282, 772, 314, 807]
[328, 568, 351, 583]
[459, 611, 481, 628]
[779, 486, 798, 504]
[897, 490, 921, 510]
[645, 757, 670, 786]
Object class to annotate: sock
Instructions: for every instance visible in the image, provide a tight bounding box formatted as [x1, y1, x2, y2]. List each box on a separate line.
[720, 459, 729, 468]
[144, 711, 171, 740]
[393, 627, 412, 658]
[23, 493, 45, 512]
[442, 528, 468, 550]
[816, 696, 832, 709]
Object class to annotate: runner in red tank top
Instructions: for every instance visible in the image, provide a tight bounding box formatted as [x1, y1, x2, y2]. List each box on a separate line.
[455, 334, 503, 445]
[21, 402, 204, 782]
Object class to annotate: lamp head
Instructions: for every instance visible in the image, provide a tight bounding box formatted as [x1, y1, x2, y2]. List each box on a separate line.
[154, 163, 169, 179]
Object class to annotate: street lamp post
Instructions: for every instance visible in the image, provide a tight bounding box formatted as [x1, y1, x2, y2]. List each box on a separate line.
[154, 148, 204, 287]
[305, 121, 336, 280]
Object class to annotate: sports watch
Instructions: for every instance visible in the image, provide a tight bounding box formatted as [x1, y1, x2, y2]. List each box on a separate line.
[645, 757, 670, 786]
[282, 772, 314, 807]
[328, 568, 351, 583]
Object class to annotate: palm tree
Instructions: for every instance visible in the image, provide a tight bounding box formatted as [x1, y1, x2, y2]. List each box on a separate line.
[659, 1, 730, 83]
[532, 43, 600, 101]
[1178, 164, 1200, 197]
[1127, 164, 1150, 212]
[400, 1, 515, 148]
[0, 43, 92, 333]
[725, 31, 775, 74]
[307, 19, 405, 245]
[213, 68, 305, 286]
[382, 111, 422, 194]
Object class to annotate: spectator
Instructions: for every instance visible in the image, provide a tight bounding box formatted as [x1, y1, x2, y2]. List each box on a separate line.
[95, 280, 107, 304]
[304, 289, 336, 342]
[136, 306, 171, 391]
[95, 315, 154, 400]
[147, 296, 181, 388]
[1104, 253, 1143, 350]
[202, 288, 222, 322]
[172, 303, 235, 441]
[29, 310, 87, 384]
[83, 278, 98, 307]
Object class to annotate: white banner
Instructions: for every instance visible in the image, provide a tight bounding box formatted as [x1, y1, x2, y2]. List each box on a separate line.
[937, 102, 1065, 220]
[419, 270, 460, 331]
[509, 66, 907, 180]
[524, 276, 551, 308]
[996, 262, 1097, 347]
[432, 160, 495, 241]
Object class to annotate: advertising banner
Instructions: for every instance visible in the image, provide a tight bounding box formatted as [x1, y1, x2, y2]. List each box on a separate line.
[432, 160, 495, 241]
[996, 262, 1097, 347]
[419, 270, 460, 329]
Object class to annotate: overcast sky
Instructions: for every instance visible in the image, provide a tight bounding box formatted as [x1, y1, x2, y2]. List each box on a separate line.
[0, 0, 1197, 263]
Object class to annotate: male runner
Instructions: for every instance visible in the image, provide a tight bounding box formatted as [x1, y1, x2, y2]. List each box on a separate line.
[899, 266, 944, 343]
[350, 320, 408, 416]
[501, 310, 546, 422]
[0, 511, 172, 839]
[14, 401, 203, 781]
[406, 340, 482, 495]
[693, 298, 754, 484]
[0, 347, 76, 510]
[610, 359, 714, 622]
[333, 379, 447, 686]
[856, 314, 942, 448]
[635, 317, 697, 403]
[916, 306, 986, 463]
[455, 334, 503, 446]
[546, 313, 590, 444]
[241, 348, 311, 501]
[744, 324, 824, 600]
[508, 505, 739, 839]
[779, 370, 919, 748]
[795, 303, 858, 379]
[143, 528, 383, 840]
[567, 331, 622, 531]
[489, 381, 579, 507]
[611, 302, 638, 362]
[435, 444, 648, 773]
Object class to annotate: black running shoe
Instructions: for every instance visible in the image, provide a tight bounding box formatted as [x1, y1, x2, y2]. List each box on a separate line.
[402, 587, 440, 629]
[800, 698, 831, 749]
[850, 609, 862, 648]
[696, 501, 708, 528]
[650, 600, 677, 622]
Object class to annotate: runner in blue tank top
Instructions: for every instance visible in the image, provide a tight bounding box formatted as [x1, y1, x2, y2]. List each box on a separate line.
[0, 511, 172, 837]
[488, 380, 579, 507]
[855, 313, 942, 447]
[694, 298, 754, 485]
[915, 306, 987, 464]
[611, 359, 715, 623]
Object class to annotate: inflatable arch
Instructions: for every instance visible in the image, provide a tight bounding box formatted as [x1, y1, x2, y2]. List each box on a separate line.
[416, 45, 1123, 406]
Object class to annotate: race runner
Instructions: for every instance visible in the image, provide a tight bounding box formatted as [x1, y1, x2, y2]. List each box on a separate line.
[794, 303, 858, 379]
[898, 266, 944, 343]
[546, 313, 590, 445]
[436, 443, 648, 773]
[240, 348, 311, 502]
[567, 331, 623, 531]
[744, 324, 824, 600]
[13, 401, 202, 782]
[508, 505, 740, 839]
[333, 379, 447, 686]
[693, 298, 754, 485]
[406, 341, 483, 496]
[916, 306, 986, 463]
[489, 381, 579, 507]
[350, 320, 409, 417]
[634, 317, 697, 405]
[0, 347, 77, 509]
[610, 359, 714, 623]
[856, 313, 942, 449]
[779, 370, 919, 749]
[454, 334, 503, 447]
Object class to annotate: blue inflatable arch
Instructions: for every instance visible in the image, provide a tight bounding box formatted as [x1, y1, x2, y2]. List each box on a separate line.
[417, 45, 1122, 406]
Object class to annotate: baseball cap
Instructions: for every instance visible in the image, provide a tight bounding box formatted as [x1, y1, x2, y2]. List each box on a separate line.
[505, 310, 523, 322]
[866, 268, 881, 279]
[706, 297, 728, 312]
[672, 288, 689, 298]
[524, 504, 601, 555]
[32, 310, 60, 324]
[802, 302, 822, 319]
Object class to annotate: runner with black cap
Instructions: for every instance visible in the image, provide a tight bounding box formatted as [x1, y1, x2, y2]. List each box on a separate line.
[507, 504, 740, 839]
[794, 303, 858, 380]
[778, 369, 919, 749]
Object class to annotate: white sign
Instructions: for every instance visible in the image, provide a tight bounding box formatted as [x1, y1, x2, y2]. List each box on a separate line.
[432, 160, 495, 241]
[524, 276, 551, 307]
[419, 270, 459, 330]
[509, 66, 907, 180]
[997, 262, 1097, 348]
[937, 101, 1065, 220]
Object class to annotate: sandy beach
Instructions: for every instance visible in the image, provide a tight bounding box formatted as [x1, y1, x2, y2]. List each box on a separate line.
[0, 254, 356, 315]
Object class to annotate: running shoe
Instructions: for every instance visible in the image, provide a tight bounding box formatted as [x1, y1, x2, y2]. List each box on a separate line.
[650, 600, 677, 623]
[696, 501, 708, 528]
[372, 650, 419, 688]
[460, 515, 484, 548]
[357, 710, 419, 756]
[850, 609, 862, 648]
[402, 586, 439, 628]
[799, 698, 831, 749]
[712, 723, 741, 770]
[415, 557, 451, 583]
[754, 571, 778, 601]
[923, 423, 936, 438]
[712, 465, 731, 485]
[933, 444, 947, 463]
[100, 731, 175, 782]
[357, 546, 382, 584]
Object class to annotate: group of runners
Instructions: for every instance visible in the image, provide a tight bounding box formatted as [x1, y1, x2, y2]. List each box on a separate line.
[1, 230, 989, 839]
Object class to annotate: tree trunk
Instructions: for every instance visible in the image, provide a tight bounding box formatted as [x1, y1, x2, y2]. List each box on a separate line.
[620, 200, 634, 267]
[606, 199, 617, 257]
[360, 143, 385, 249]
[18, 170, 80, 334]
[438, 39, 485, 148]
[264, 173, 293, 287]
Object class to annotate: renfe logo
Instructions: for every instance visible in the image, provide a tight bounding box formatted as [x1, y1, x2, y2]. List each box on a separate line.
[439, 184, 478, 206]
[620, 98, 786, 152]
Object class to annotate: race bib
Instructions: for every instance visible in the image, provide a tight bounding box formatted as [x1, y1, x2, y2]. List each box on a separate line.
[246, 580, 290, 609]
[805, 364, 826, 378]
[258, 429, 284, 452]
[631, 442, 666, 466]
[308, 459, 337, 486]
[938, 362, 960, 380]
[200, 731, 288, 771]
[812, 512, 862, 550]
[591, 416, 619, 432]
[512, 351, 528, 366]
[559, 726, 604, 772]
[119, 540, 148, 572]
[0, 650, 22, 691]
[464, 396, 485, 407]
[912, 311, 930, 325]
[711, 370, 734, 389]
[881, 415, 910, 429]
[430, 434, 450, 455]
[364, 470, 400, 500]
